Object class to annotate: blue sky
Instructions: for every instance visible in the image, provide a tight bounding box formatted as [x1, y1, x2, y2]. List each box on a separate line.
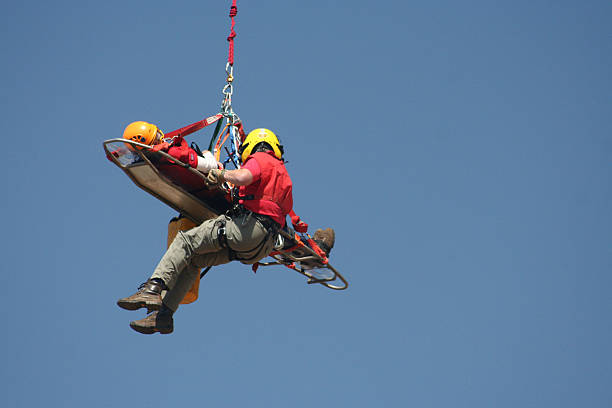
[1, 1, 611, 407]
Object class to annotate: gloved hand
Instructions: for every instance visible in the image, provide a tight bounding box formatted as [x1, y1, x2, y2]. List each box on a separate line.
[151, 142, 170, 152]
[293, 220, 308, 233]
[206, 168, 226, 187]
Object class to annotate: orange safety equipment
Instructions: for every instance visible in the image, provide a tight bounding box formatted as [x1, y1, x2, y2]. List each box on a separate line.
[239, 151, 293, 226]
[239, 128, 283, 163]
[123, 121, 165, 148]
[167, 216, 201, 305]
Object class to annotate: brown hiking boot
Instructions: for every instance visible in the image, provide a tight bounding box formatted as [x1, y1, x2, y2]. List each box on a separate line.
[117, 280, 163, 312]
[129, 309, 174, 335]
[313, 228, 335, 256]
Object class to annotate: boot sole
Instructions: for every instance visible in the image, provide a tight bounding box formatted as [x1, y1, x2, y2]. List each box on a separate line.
[117, 299, 162, 312]
[129, 322, 173, 335]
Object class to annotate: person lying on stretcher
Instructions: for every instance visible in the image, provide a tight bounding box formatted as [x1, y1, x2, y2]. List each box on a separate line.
[123, 121, 221, 173]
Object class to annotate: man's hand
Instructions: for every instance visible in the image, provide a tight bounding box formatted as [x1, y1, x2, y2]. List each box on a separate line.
[151, 142, 170, 152]
[206, 168, 226, 187]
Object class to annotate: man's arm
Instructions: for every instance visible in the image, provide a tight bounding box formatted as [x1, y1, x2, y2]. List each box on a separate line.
[207, 157, 259, 187]
[210, 168, 253, 186]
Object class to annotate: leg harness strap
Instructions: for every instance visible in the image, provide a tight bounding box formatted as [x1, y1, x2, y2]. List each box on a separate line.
[216, 208, 280, 263]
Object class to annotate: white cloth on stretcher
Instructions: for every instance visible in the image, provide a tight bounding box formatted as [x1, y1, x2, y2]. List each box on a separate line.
[196, 150, 218, 173]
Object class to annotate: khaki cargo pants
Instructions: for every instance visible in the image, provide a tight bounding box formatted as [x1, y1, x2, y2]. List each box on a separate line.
[151, 213, 276, 311]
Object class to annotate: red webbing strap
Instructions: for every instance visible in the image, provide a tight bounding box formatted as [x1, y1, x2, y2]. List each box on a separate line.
[165, 114, 223, 139]
[289, 209, 308, 233]
[254, 232, 307, 273]
[227, 0, 238, 66]
[306, 238, 329, 263]
[236, 121, 246, 141]
[269, 243, 303, 257]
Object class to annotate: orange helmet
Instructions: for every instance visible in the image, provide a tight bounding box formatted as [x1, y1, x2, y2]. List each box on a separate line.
[123, 121, 164, 148]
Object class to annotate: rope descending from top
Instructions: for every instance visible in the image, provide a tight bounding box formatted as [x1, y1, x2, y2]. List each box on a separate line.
[165, 1, 243, 169]
[221, 0, 238, 116]
[227, 0, 238, 67]
[212, 0, 243, 169]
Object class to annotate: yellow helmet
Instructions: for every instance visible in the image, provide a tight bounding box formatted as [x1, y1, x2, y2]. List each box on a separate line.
[240, 128, 283, 163]
[123, 121, 164, 148]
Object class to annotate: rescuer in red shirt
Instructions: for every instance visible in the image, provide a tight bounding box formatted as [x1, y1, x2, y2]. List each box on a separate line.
[117, 128, 335, 334]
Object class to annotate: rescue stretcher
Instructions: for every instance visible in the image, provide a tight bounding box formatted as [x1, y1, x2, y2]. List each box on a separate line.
[103, 138, 348, 290]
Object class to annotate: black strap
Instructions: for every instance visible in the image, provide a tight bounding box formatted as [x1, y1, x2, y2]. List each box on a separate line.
[231, 187, 255, 206]
[217, 209, 279, 262]
[215, 219, 235, 261]
[191, 142, 203, 156]
[200, 266, 212, 279]
[233, 225, 277, 263]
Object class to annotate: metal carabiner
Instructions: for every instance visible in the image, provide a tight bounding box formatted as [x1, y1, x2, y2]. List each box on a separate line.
[225, 62, 234, 82]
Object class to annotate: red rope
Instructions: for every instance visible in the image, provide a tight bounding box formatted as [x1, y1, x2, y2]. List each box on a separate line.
[227, 0, 238, 66]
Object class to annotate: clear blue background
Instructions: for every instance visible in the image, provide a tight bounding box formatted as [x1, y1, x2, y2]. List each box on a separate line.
[1, 1, 611, 407]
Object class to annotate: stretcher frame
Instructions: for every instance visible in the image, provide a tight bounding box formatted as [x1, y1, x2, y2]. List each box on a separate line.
[103, 138, 348, 290]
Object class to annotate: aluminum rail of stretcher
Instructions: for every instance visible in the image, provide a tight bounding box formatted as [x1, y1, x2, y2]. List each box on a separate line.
[103, 138, 348, 290]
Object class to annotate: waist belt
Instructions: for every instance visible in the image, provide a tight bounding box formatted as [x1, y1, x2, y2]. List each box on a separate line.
[230, 205, 281, 232]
